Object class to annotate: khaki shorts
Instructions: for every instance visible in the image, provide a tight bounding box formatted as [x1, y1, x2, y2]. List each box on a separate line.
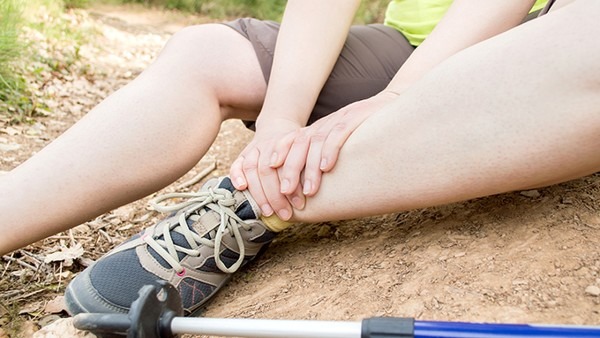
[223, 18, 414, 129]
[223, 8, 547, 129]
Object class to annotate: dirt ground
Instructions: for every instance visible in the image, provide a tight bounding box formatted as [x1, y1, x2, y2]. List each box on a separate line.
[1, 4, 599, 337]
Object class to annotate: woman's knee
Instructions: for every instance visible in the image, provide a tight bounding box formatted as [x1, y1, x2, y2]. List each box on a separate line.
[150, 24, 266, 117]
[156, 24, 236, 72]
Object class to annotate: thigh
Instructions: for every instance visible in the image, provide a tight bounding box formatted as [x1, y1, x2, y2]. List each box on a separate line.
[223, 19, 415, 128]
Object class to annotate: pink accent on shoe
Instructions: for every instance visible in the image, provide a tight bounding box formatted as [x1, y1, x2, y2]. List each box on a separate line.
[177, 268, 186, 277]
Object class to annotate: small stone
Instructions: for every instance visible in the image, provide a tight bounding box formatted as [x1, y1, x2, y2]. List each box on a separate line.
[584, 285, 600, 297]
[520, 190, 541, 198]
[561, 197, 573, 204]
[317, 225, 331, 237]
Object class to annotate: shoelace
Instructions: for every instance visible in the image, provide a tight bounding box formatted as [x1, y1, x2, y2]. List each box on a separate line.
[143, 187, 251, 275]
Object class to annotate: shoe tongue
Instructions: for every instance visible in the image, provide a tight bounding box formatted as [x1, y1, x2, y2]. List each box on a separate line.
[216, 176, 236, 192]
[147, 177, 258, 268]
[216, 177, 258, 220]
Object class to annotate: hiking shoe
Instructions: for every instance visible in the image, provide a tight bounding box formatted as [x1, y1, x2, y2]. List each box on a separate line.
[65, 176, 278, 316]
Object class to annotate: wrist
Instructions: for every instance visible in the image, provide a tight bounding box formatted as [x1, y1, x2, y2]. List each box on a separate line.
[255, 116, 303, 133]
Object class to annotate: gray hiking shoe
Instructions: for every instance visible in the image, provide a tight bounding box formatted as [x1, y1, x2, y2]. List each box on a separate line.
[65, 177, 277, 316]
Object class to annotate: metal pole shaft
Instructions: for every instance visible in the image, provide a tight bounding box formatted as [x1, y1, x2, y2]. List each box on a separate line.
[172, 317, 600, 338]
[171, 318, 362, 338]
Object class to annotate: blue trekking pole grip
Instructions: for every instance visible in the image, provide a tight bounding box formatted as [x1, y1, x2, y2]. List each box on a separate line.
[363, 317, 600, 338]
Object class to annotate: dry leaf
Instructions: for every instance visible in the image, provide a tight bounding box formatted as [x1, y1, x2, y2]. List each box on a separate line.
[44, 295, 67, 314]
[0, 126, 20, 136]
[44, 244, 84, 266]
[0, 143, 21, 152]
[18, 302, 43, 315]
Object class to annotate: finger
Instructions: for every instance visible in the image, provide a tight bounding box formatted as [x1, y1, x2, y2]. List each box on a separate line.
[287, 181, 306, 210]
[241, 148, 273, 217]
[257, 148, 295, 221]
[277, 165, 305, 211]
[279, 131, 311, 195]
[230, 156, 248, 190]
[269, 132, 297, 169]
[302, 131, 326, 196]
[320, 119, 359, 172]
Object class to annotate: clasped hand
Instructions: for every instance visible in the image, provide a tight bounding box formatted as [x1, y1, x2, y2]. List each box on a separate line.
[230, 91, 399, 221]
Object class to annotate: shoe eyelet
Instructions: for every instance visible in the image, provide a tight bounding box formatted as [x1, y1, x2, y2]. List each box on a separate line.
[176, 268, 186, 277]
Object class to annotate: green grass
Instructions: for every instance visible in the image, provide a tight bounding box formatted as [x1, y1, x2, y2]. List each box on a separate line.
[108, 0, 287, 20]
[356, 0, 389, 24]
[0, 0, 31, 124]
[92, 0, 389, 23]
[0, 0, 389, 124]
[64, 0, 90, 8]
[0, 0, 22, 71]
[0, 0, 96, 124]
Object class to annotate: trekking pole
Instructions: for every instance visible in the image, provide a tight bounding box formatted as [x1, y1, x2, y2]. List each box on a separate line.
[73, 281, 600, 338]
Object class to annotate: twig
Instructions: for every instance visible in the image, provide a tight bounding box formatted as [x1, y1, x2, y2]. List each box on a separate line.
[2, 255, 37, 271]
[19, 249, 44, 264]
[68, 229, 76, 247]
[47, 235, 91, 240]
[176, 161, 217, 190]
[98, 229, 112, 244]
[0, 290, 20, 299]
[1, 253, 14, 278]
[56, 262, 63, 292]
[10, 288, 45, 303]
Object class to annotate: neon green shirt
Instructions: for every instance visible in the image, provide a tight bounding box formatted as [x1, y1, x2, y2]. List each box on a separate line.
[384, 0, 549, 46]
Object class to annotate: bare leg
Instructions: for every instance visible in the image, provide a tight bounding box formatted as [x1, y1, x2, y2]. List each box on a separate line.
[0, 24, 266, 254]
[294, 0, 600, 222]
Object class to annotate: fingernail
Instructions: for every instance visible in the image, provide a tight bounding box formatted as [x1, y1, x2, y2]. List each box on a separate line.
[270, 152, 278, 167]
[320, 158, 327, 170]
[292, 196, 305, 209]
[236, 176, 245, 188]
[261, 204, 274, 216]
[280, 179, 290, 193]
[278, 208, 291, 220]
[303, 180, 312, 195]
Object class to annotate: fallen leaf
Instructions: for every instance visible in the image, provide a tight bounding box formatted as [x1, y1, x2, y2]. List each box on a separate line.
[44, 295, 67, 314]
[44, 244, 84, 266]
[19, 302, 43, 315]
[0, 143, 21, 152]
[0, 126, 20, 136]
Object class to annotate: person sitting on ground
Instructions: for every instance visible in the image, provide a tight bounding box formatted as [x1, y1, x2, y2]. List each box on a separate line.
[7, 0, 597, 318]
[66, 0, 599, 315]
